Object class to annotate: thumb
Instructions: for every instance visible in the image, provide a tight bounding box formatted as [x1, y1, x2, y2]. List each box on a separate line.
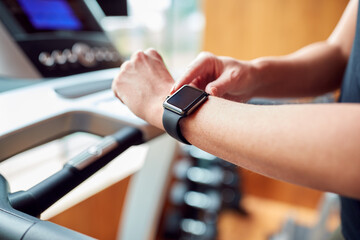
[171, 52, 216, 94]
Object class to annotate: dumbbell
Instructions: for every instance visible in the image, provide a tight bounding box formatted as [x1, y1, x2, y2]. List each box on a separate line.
[176, 147, 246, 213]
[163, 209, 217, 240]
[221, 187, 247, 215]
[186, 147, 242, 188]
[180, 218, 217, 240]
[173, 159, 222, 186]
[173, 157, 193, 181]
[170, 182, 221, 213]
[222, 169, 240, 188]
[174, 159, 239, 190]
[172, 160, 243, 205]
[178, 170, 243, 213]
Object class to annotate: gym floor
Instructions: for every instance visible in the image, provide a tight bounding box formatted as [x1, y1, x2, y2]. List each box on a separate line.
[218, 194, 339, 240]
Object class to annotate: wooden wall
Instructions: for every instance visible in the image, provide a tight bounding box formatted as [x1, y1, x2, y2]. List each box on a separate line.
[202, 0, 349, 208]
[203, 0, 349, 59]
[49, 176, 131, 239]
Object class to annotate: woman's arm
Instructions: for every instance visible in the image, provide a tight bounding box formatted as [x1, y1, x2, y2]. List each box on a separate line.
[180, 97, 360, 199]
[112, 0, 360, 200]
[252, 0, 357, 98]
[113, 50, 360, 199]
[172, 0, 358, 99]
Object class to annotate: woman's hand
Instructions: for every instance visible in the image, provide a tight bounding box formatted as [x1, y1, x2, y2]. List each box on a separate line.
[172, 52, 261, 102]
[112, 49, 174, 129]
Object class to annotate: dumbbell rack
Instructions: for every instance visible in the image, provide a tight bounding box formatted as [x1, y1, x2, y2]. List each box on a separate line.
[159, 146, 247, 240]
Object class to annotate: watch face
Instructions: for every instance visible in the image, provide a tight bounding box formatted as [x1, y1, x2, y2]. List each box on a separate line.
[164, 85, 208, 114]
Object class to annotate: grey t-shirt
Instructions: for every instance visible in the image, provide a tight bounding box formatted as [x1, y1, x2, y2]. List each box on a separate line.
[338, 3, 360, 239]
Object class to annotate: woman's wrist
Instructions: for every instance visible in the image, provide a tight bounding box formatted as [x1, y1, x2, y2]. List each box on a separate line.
[249, 57, 274, 97]
[146, 83, 173, 130]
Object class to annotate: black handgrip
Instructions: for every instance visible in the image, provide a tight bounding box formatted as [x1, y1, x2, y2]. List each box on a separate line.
[9, 127, 143, 217]
[0, 175, 94, 240]
[9, 166, 81, 217]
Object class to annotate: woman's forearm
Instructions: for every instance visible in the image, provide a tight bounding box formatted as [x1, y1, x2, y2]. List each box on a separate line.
[251, 42, 347, 98]
[181, 97, 360, 199]
[249, 0, 357, 99]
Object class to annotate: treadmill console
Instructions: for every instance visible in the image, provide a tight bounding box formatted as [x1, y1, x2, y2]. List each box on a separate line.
[0, 0, 124, 78]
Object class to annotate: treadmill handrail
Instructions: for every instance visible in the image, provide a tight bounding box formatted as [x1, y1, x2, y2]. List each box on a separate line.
[1, 127, 144, 240]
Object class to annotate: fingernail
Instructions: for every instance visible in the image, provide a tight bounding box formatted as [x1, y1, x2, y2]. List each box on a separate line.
[210, 87, 217, 96]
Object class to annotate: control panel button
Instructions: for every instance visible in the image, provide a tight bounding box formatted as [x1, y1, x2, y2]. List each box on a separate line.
[63, 49, 77, 63]
[104, 49, 113, 62]
[93, 47, 103, 62]
[51, 50, 67, 65]
[38, 52, 55, 67]
[38, 43, 121, 71]
[72, 43, 97, 67]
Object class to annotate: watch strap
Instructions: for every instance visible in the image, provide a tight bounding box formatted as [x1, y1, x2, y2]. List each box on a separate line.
[162, 109, 190, 145]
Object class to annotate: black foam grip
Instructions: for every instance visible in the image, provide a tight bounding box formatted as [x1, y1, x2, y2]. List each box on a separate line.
[163, 109, 190, 145]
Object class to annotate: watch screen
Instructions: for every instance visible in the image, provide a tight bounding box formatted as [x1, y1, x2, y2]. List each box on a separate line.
[167, 85, 205, 110]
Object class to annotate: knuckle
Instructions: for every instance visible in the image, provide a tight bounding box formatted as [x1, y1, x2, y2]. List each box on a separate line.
[131, 50, 145, 62]
[230, 69, 241, 82]
[199, 51, 210, 57]
[135, 50, 145, 59]
[146, 47, 156, 54]
[198, 51, 216, 66]
[199, 51, 214, 60]
[146, 48, 162, 60]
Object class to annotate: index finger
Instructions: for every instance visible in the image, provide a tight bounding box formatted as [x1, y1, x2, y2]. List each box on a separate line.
[171, 52, 216, 94]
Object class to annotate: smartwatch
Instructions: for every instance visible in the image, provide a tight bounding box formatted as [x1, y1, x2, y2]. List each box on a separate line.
[163, 85, 209, 144]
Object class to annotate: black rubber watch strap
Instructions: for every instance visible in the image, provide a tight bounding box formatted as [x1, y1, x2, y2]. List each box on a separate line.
[162, 109, 190, 145]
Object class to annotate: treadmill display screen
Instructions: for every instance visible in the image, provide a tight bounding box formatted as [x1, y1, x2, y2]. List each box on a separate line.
[17, 0, 82, 30]
[0, 0, 102, 33]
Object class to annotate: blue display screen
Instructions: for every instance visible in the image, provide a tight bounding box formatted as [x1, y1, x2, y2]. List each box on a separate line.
[17, 0, 82, 30]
